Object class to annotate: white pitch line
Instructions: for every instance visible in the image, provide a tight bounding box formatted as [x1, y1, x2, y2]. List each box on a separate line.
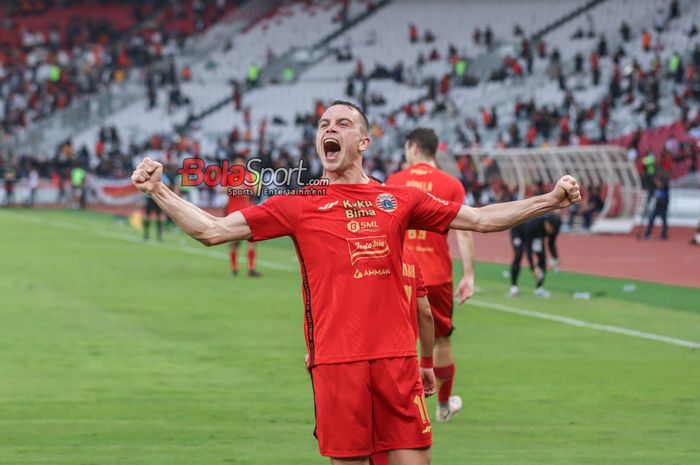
[4, 211, 698, 349]
[0, 211, 296, 272]
[469, 299, 700, 350]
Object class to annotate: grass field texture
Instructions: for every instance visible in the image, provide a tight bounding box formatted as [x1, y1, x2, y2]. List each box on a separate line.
[1, 209, 698, 465]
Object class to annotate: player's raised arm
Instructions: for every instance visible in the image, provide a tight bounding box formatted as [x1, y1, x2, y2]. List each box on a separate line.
[450, 176, 581, 233]
[131, 158, 252, 245]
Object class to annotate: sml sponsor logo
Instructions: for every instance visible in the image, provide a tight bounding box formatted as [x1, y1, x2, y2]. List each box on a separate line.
[347, 219, 380, 233]
[347, 235, 390, 265]
[343, 199, 376, 218]
[354, 267, 391, 279]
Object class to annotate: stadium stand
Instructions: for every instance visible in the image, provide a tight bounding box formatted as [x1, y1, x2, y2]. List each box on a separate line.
[1, 0, 698, 229]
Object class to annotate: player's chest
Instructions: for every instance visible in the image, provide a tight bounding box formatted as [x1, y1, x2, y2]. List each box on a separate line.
[296, 193, 407, 257]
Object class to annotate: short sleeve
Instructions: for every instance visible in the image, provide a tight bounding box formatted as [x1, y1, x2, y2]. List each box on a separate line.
[415, 261, 428, 298]
[239, 195, 299, 241]
[407, 188, 461, 234]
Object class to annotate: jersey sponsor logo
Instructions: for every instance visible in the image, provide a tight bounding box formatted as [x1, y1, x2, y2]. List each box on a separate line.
[375, 193, 398, 212]
[343, 199, 376, 218]
[347, 235, 390, 264]
[402, 262, 416, 278]
[343, 199, 372, 208]
[318, 200, 339, 210]
[406, 180, 433, 192]
[346, 219, 380, 233]
[353, 267, 391, 279]
[409, 168, 431, 175]
[427, 192, 449, 205]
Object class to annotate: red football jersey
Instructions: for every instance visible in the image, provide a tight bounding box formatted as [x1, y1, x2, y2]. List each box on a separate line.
[240, 183, 461, 367]
[402, 247, 427, 340]
[386, 162, 466, 286]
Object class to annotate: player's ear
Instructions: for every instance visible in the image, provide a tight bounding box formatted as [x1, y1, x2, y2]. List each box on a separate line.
[359, 135, 370, 153]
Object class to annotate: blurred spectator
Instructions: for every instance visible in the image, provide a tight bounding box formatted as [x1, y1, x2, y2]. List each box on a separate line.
[643, 173, 670, 239]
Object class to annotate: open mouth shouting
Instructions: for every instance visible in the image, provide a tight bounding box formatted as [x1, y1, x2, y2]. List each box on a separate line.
[323, 137, 342, 162]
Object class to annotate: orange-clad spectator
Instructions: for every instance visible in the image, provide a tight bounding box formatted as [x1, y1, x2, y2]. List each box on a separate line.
[480, 107, 492, 127]
[371, 123, 383, 139]
[642, 30, 651, 52]
[55, 93, 68, 109]
[113, 68, 125, 82]
[315, 100, 325, 119]
[117, 48, 129, 67]
[181, 65, 192, 81]
[95, 139, 105, 158]
[526, 125, 537, 147]
[409, 23, 418, 43]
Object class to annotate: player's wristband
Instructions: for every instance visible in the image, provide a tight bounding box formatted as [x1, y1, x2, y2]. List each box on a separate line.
[420, 356, 434, 369]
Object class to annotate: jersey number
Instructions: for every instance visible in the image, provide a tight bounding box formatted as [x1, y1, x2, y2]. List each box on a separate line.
[413, 394, 429, 424]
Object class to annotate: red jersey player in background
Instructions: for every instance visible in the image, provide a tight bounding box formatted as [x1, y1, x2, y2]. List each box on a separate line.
[370, 246, 435, 465]
[224, 156, 260, 277]
[387, 128, 474, 422]
[132, 100, 581, 465]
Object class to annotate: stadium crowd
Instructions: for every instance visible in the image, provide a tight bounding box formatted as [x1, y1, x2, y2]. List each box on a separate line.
[0, 0, 235, 137]
[1, 0, 699, 237]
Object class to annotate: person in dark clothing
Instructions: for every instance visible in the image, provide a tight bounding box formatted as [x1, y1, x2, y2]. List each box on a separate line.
[643, 174, 670, 240]
[143, 172, 171, 241]
[620, 21, 631, 42]
[582, 185, 604, 229]
[509, 214, 562, 297]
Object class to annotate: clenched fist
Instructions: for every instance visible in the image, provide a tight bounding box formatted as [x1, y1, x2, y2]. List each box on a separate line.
[131, 157, 163, 194]
[550, 175, 581, 209]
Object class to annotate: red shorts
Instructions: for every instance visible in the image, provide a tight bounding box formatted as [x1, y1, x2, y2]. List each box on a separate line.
[311, 357, 432, 458]
[426, 282, 454, 338]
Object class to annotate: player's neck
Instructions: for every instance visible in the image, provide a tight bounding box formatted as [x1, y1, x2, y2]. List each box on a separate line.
[411, 157, 436, 167]
[323, 166, 371, 185]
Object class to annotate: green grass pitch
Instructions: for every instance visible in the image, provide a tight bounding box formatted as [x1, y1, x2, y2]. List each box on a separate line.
[1, 209, 698, 465]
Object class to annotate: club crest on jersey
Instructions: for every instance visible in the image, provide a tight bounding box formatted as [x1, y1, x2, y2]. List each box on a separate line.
[375, 193, 397, 212]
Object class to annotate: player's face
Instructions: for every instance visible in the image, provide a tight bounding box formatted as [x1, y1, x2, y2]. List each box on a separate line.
[316, 105, 369, 173]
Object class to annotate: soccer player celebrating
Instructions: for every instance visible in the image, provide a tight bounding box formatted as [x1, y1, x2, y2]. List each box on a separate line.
[224, 156, 260, 277]
[131, 100, 580, 465]
[387, 128, 474, 422]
